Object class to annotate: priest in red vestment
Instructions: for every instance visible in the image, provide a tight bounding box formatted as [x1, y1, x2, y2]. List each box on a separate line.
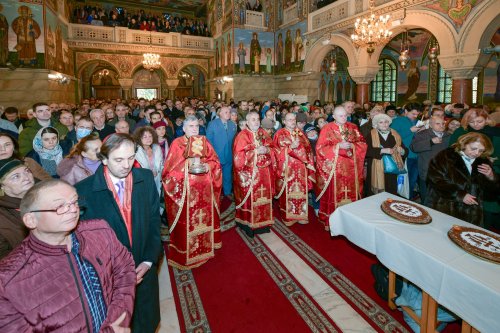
[274, 113, 316, 226]
[233, 111, 276, 237]
[162, 116, 222, 269]
[316, 106, 367, 230]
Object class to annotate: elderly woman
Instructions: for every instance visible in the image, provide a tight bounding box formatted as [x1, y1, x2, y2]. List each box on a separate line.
[57, 133, 102, 185]
[427, 132, 499, 226]
[365, 114, 408, 196]
[0, 158, 34, 259]
[25, 127, 63, 178]
[133, 126, 164, 195]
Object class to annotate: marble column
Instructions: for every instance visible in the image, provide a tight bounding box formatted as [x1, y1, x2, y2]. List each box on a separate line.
[347, 65, 379, 104]
[356, 84, 370, 106]
[451, 78, 472, 105]
[438, 52, 487, 104]
[118, 78, 134, 100]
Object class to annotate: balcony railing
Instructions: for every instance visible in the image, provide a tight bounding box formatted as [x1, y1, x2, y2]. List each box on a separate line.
[283, 3, 299, 26]
[308, 0, 417, 34]
[245, 10, 265, 29]
[68, 24, 213, 50]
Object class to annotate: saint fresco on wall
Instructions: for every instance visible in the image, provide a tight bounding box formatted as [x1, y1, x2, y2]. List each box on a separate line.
[45, 7, 72, 75]
[318, 48, 355, 104]
[382, 29, 433, 104]
[7, 3, 44, 68]
[233, 28, 274, 74]
[275, 20, 306, 74]
[214, 30, 233, 76]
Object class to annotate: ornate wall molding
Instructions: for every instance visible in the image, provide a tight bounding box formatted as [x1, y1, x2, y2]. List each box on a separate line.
[68, 41, 214, 58]
[76, 52, 209, 80]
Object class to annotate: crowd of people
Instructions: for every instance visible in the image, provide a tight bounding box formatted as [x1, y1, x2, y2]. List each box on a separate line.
[0, 96, 499, 332]
[72, 4, 211, 36]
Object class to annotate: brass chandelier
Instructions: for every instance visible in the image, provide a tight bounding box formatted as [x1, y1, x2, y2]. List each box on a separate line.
[142, 29, 161, 71]
[351, 0, 392, 55]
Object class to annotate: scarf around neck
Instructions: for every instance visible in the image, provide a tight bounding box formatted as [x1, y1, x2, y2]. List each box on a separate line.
[103, 166, 133, 245]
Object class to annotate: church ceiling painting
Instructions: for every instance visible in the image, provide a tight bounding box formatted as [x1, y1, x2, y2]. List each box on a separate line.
[424, 0, 485, 28]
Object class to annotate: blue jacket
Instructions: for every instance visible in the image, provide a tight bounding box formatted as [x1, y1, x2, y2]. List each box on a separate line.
[206, 118, 237, 164]
[391, 116, 417, 159]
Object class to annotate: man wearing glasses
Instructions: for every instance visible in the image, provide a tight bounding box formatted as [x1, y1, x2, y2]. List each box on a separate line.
[0, 179, 136, 332]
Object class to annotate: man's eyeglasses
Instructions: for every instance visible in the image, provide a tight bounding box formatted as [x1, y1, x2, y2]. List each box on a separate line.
[30, 199, 80, 215]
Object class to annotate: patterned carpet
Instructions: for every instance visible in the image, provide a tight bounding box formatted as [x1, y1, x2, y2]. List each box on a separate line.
[166, 204, 433, 332]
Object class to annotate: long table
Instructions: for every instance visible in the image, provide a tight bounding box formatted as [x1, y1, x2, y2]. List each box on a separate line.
[329, 192, 500, 333]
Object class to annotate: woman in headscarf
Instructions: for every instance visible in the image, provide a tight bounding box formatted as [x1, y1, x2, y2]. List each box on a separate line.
[0, 158, 35, 259]
[57, 132, 102, 185]
[0, 133, 51, 180]
[365, 113, 408, 196]
[26, 126, 63, 178]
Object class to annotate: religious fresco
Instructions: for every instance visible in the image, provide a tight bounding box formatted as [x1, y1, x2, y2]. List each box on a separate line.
[381, 29, 434, 105]
[318, 48, 355, 104]
[45, 7, 73, 75]
[0, 1, 44, 68]
[233, 28, 274, 75]
[214, 30, 234, 76]
[275, 20, 306, 74]
[425, 0, 485, 28]
[91, 68, 119, 86]
[222, 0, 233, 31]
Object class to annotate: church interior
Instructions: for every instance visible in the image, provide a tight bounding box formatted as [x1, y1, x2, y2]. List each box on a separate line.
[0, 0, 499, 332]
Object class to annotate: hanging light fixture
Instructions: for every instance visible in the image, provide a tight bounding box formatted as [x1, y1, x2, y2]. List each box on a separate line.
[398, 30, 410, 70]
[428, 38, 439, 64]
[351, 0, 392, 55]
[142, 20, 161, 71]
[329, 47, 337, 75]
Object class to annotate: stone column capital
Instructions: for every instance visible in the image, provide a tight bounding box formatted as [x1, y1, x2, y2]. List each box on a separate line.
[347, 66, 379, 84]
[165, 79, 180, 89]
[118, 78, 134, 88]
[438, 51, 488, 79]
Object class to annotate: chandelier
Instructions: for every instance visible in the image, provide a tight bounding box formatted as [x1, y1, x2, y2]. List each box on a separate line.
[142, 52, 161, 71]
[329, 47, 337, 75]
[428, 38, 439, 65]
[142, 29, 161, 71]
[398, 30, 410, 70]
[351, 0, 392, 55]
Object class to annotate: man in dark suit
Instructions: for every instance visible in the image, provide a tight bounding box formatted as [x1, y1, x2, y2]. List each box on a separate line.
[75, 133, 161, 333]
[206, 106, 237, 198]
[410, 116, 450, 204]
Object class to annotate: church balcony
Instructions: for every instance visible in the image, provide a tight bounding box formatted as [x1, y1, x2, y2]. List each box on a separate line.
[67, 23, 213, 56]
[307, 0, 407, 35]
[245, 10, 266, 30]
[282, 3, 299, 27]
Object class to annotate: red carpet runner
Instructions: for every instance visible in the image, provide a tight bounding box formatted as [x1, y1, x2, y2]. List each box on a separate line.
[167, 204, 462, 332]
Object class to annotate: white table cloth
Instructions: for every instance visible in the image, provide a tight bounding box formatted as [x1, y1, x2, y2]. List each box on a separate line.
[329, 192, 500, 333]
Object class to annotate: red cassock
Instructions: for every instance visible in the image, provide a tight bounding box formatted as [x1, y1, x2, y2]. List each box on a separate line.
[273, 128, 316, 226]
[315, 122, 367, 229]
[233, 128, 276, 229]
[162, 135, 222, 269]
